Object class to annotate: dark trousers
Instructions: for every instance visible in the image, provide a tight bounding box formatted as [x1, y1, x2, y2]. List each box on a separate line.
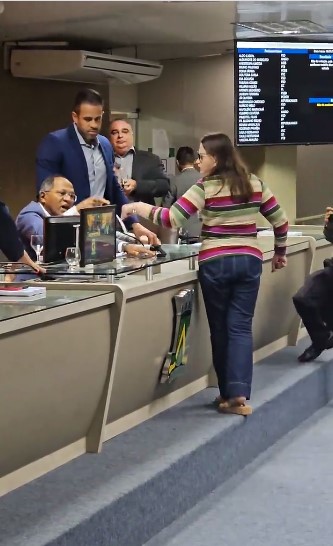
[293, 266, 333, 350]
[198, 255, 262, 400]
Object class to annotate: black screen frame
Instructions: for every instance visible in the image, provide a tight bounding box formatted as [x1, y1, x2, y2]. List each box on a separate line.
[234, 38, 333, 147]
[43, 215, 79, 263]
[79, 205, 116, 267]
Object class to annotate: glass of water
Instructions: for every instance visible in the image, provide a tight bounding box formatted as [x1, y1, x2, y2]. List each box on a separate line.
[114, 163, 127, 187]
[65, 247, 81, 271]
[30, 234, 43, 263]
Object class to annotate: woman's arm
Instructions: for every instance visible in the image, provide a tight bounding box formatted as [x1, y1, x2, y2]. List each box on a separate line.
[19, 251, 44, 273]
[4, 251, 44, 281]
[122, 180, 205, 228]
[259, 181, 288, 271]
[259, 181, 289, 255]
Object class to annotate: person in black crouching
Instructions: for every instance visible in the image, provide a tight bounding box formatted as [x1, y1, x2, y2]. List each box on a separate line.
[293, 206, 333, 362]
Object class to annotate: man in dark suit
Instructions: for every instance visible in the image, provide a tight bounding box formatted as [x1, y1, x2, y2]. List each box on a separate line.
[293, 206, 333, 362]
[109, 118, 170, 205]
[36, 89, 157, 243]
[169, 146, 202, 239]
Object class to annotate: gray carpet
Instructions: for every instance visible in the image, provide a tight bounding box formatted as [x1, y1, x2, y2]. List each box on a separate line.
[1, 339, 333, 546]
[144, 403, 333, 546]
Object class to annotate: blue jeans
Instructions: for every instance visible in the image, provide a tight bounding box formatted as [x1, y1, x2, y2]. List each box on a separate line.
[198, 255, 262, 400]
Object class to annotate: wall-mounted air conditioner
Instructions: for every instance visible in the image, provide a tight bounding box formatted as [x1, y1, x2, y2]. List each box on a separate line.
[10, 49, 163, 84]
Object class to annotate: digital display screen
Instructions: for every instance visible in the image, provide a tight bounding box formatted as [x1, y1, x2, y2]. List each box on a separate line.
[235, 40, 333, 146]
[79, 205, 116, 266]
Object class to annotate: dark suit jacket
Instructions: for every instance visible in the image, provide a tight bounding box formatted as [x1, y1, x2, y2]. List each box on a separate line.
[36, 124, 137, 225]
[171, 168, 202, 237]
[0, 202, 24, 261]
[131, 150, 170, 205]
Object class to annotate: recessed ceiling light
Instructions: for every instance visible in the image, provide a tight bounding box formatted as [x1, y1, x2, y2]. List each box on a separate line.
[235, 20, 327, 35]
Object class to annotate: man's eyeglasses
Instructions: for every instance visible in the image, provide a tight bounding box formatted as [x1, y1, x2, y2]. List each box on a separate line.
[197, 152, 207, 161]
[43, 190, 77, 202]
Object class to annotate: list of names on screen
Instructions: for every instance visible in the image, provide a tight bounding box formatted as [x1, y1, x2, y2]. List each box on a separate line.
[236, 41, 333, 146]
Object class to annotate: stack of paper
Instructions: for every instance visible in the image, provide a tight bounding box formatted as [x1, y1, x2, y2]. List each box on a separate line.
[0, 286, 46, 301]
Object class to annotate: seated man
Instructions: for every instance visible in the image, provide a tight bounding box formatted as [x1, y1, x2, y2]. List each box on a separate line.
[293, 206, 333, 362]
[16, 175, 154, 260]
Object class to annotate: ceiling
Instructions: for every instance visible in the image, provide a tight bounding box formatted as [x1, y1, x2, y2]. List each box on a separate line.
[1, 1, 333, 60]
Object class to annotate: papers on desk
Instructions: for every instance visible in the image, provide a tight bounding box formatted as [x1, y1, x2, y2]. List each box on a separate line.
[0, 286, 46, 302]
[0, 286, 46, 297]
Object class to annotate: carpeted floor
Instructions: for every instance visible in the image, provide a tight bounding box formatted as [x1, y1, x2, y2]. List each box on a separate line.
[144, 403, 333, 546]
[1, 338, 333, 546]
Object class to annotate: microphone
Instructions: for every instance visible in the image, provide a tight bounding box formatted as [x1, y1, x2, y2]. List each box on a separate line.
[116, 215, 145, 247]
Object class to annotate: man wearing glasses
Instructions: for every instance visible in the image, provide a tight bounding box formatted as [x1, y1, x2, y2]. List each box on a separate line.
[110, 118, 170, 205]
[16, 175, 154, 260]
[16, 175, 108, 259]
[36, 88, 157, 245]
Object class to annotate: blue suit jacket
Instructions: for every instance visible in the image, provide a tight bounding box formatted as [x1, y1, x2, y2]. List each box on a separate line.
[36, 124, 137, 225]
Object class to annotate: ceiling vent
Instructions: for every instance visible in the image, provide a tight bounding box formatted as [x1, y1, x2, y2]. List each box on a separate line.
[10, 48, 163, 85]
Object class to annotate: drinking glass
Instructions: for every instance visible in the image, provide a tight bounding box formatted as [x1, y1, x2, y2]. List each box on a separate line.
[65, 247, 81, 271]
[119, 167, 128, 188]
[30, 234, 43, 263]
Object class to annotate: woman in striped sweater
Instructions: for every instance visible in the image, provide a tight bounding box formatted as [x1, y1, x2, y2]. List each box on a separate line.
[122, 133, 288, 416]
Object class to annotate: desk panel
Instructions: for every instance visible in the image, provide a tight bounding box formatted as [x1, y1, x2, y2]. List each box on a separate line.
[1, 237, 332, 495]
[253, 246, 309, 350]
[0, 293, 114, 481]
[106, 281, 210, 424]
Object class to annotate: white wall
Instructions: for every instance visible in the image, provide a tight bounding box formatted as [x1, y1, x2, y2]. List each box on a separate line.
[297, 145, 333, 218]
[108, 82, 138, 115]
[138, 54, 234, 150]
[257, 147, 297, 224]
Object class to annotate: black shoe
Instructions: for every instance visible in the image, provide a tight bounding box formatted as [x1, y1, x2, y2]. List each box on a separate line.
[326, 333, 333, 350]
[298, 345, 322, 363]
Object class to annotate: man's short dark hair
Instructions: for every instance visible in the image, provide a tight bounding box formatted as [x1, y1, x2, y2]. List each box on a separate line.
[176, 146, 195, 167]
[73, 89, 104, 114]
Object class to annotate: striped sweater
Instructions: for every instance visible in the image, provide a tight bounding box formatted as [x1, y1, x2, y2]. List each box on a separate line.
[148, 174, 288, 263]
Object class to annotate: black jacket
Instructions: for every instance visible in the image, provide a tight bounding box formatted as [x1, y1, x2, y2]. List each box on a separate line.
[131, 150, 170, 205]
[0, 202, 24, 261]
[324, 219, 333, 244]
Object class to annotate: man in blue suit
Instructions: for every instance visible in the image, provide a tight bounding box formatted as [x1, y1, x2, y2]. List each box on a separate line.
[36, 88, 157, 244]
